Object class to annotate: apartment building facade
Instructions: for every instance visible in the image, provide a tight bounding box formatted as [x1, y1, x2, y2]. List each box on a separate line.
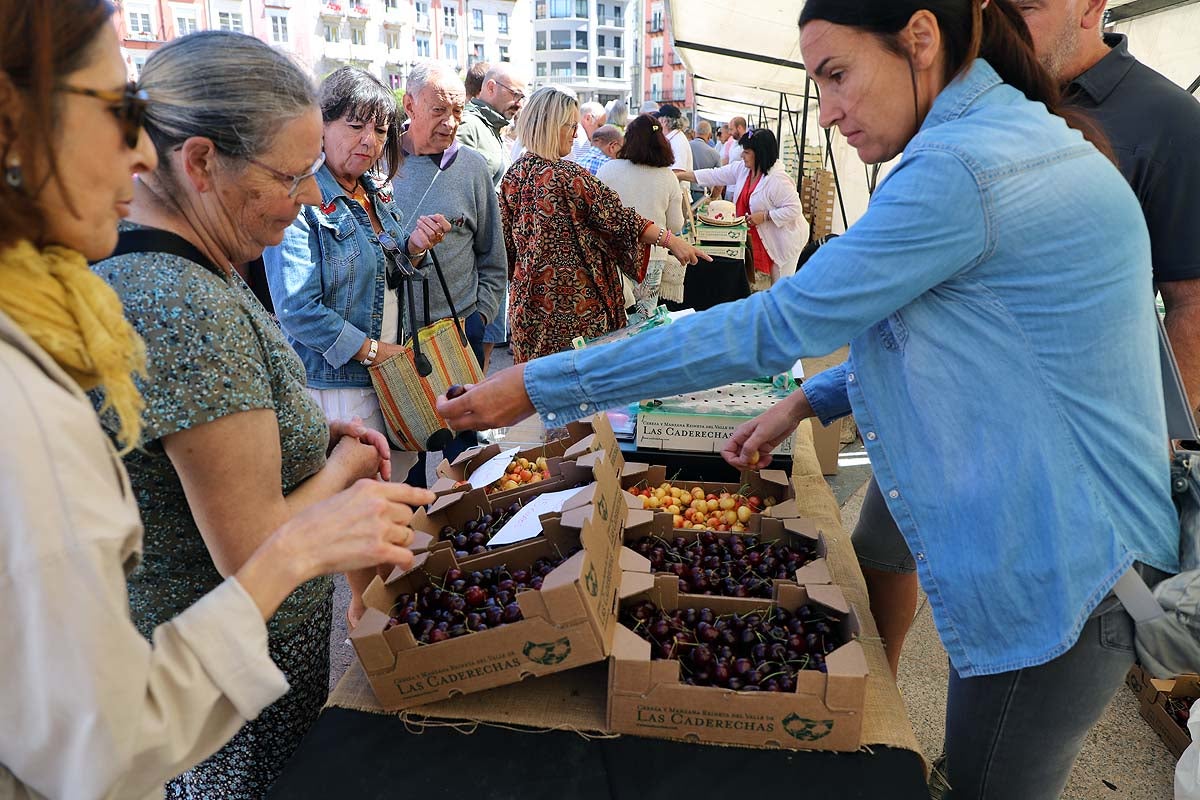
[640, 0, 692, 113]
[112, 0, 531, 91]
[530, 0, 633, 106]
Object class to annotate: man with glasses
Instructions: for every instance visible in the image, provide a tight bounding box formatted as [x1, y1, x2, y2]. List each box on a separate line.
[457, 63, 526, 190]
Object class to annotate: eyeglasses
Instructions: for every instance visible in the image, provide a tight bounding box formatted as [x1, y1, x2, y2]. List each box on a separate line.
[492, 79, 525, 102]
[244, 151, 326, 198]
[58, 82, 149, 149]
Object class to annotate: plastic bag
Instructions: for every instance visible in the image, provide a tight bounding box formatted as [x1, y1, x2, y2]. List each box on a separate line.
[1175, 700, 1200, 799]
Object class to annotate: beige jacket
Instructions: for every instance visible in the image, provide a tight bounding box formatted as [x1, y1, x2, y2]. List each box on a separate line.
[0, 310, 288, 800]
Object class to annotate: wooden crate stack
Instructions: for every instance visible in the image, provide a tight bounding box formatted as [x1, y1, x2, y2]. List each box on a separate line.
[799, 145, 836, 242]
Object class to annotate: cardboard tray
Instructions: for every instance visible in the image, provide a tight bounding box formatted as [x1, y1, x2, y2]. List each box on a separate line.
[350, 455, 629, 711]
[607, 576, 868, 751]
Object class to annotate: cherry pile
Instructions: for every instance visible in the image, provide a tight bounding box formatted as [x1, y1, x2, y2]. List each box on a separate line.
[627, 483, 777, 531]
[384, 552, 579, 642]
[489, 455, 552, 493]
[438, 500, 525, 558]
[632, 531, 818, 598]
[622, 599, 849, 687]
[1169, 696, 1197, 729]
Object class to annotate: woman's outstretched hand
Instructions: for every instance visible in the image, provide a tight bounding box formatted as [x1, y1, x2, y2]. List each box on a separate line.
[437, 364, 536, 431]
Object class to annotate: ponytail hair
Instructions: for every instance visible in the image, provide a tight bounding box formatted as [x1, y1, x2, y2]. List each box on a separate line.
[798, 0, 1111, 158]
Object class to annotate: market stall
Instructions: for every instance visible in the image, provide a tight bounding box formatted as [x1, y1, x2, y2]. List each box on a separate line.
[267, 416, 925, 798]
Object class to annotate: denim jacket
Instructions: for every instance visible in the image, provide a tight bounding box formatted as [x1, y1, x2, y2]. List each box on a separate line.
[264, 166, 408, 389]
[521, 60, 1179, 677]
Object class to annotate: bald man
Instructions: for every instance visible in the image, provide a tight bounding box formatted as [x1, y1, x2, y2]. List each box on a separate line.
[575, 124, 624, 175]
[567, 101, 607, 163]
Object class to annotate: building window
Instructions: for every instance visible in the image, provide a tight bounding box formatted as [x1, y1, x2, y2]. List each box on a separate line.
[472, 43, 485, 61]
[650, 40, 662, 68]
[577, 0, 588, 17]
[550, 30, 569, 49]
[472, 9, 483, 30]
[597, 2, 605, 20]
[385, 0, 398, 8]
[650, 2, 663, 32]
[175, 10, 197, 36]
[444, 40, 458, 61]
[498, 12, 508, 33]
[416, 36, 431, 57]
[536, 62, 547, 77]
[575, 30, 587, 49]
[218, 11, 244, 33]
[576, 60, 588, 76]
[499, 44, 509, 61]
[386, 30, 401, 50]
[443, 6, 456, 28]
[387, 71, 403, 89]
[598, 64, 605, 77]
[614, 34, 621, 48]
[551, 61, 572, 77]
[536, 31, 546, 50]
[415, 1, 429, 25]
[350, 25, 366, 45]
[650, 75, 661, 100]
[270, 13, 288, 43]
[324, 23, 340, 42]
[613, 64, 621, 78]
[548, 0, 571, 18]
[127, 7, 153, 37]
[673, 72, 685, 98]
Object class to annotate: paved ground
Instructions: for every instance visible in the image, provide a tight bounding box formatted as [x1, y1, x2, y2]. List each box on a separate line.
[328, 347, 1179, 798]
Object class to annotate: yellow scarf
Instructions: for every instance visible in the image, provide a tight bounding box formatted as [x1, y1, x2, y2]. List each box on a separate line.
[0, 240, 146, 453]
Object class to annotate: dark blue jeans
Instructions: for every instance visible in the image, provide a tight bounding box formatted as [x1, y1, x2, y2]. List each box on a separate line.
[942, 602, 1135, 799]
[404, 312, 485, 488]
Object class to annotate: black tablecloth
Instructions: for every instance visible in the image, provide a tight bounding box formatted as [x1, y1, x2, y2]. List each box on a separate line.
[268, 707, 930, 799]
[663, 254, 750, 312]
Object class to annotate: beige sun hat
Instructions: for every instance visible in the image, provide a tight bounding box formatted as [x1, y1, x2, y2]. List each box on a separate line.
[697, 199, 745, 226]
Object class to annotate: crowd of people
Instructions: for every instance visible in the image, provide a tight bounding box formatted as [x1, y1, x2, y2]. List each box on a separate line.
[1, 0, 1198, 799]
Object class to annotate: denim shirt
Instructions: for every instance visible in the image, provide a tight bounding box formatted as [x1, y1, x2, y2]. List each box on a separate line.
[263, 166, 408, 389]
[522, 60, 1179, 677]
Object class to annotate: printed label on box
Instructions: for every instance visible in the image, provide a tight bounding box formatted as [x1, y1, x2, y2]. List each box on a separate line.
[637, 415, 794, 456]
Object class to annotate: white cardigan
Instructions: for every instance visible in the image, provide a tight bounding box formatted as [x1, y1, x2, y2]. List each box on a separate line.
[694, 161, 808, 278]
[0, 310, 288, 800]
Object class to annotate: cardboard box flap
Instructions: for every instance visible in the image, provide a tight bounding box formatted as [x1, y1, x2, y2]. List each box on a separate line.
[621, 490, 644, 510]
[766, 498, 803, 519]
[348, 607, 397, 674]
[612, 622, 651, 660]
[806, 584, 851, 616]
[782, 517, 821, 539]
[560, 504, 592, 531]
[792, 559, 832, 585]
[449, 443, 490, 469]
[563, 433, 598, 460]
[535, 550, 590, 623]
[622, 508, 655, 534]
[560, 481, 600, 512]
[824, 641, 870, 712]
[619, 545, 652, 573]
[758, 468, 790, 490]
[619, 570, 657, 600]
[408, 530, 436, 555]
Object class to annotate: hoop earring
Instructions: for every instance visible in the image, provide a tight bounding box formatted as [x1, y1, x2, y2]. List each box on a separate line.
[4, 156, 21, 189]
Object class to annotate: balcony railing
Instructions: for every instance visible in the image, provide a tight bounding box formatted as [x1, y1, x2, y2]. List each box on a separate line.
[320, 2, 345, 17]
[597, 48, 623, 58]
[414, 12, 431, 29]
[646, 55, 663, 68]
[597, 16, 623, 26]
[646, 20, 662, 33]
[349, 3, 370, 17]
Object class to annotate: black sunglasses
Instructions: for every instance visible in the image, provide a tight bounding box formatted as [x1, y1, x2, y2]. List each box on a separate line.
[58, 82, 149, 149]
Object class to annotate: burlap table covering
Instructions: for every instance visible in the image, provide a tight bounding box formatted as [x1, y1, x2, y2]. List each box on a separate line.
[328, 362, 924, 760]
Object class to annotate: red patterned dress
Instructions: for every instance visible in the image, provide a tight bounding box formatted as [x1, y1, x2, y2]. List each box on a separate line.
[500, 153, 649, 362]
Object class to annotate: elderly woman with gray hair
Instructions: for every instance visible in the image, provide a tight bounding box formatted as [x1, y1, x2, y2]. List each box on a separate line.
[89, 33, 438, 797]
[264, 67, 450, 628]
[500, 86, 709, 362]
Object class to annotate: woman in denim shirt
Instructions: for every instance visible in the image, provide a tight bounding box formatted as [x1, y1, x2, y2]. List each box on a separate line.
[441, 2, 1179, 797]
[264, 68, 451, 626]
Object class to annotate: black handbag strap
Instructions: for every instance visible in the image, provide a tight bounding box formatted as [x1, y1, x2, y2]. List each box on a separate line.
[99, 227, 223, 278]
[1157, 315, 1199, 441]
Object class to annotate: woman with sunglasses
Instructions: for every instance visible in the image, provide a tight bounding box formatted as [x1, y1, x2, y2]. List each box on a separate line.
[264, 67, 450, 629]
[86, 32, 437, 798]
[0, 4, 432, 799]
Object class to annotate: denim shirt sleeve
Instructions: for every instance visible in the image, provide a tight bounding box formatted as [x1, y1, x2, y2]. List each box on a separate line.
[524, 147, 990, 424]
[801, 362, 852, 425]
[263, 211, 368, 369]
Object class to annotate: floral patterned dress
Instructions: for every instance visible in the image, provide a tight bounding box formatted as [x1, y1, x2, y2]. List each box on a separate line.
[92, 225, 331, 799]
[499, 153, 649, 361]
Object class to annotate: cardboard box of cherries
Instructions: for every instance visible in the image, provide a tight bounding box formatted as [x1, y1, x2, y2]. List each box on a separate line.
[350, 454, 632, 711]
[606, 573, 868, 751]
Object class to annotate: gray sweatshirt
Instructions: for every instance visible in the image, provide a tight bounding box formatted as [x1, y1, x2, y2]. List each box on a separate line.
[390, 144, 506, 329]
